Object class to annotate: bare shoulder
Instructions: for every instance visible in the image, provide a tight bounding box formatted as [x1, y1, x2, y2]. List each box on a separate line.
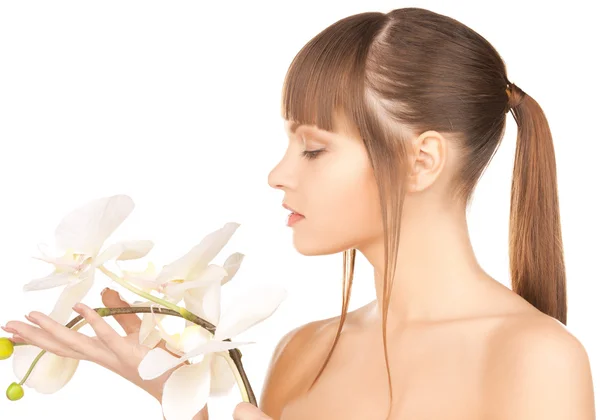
[258, 313, 342, 419]
[483, 313, 595, 419]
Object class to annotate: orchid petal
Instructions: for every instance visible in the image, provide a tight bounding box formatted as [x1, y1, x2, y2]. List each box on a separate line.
[180, 325, 212, 354]
[94, 240, 154, 266]
[54, 194, 134, 256]
[188, 222, 240, 280]
[209, 353, 237, 397]
[150, 308, 182, 350]
[120, 262, 160, 292]
[137, 347, 185, 380]
[221, 252, 245, 285]
[32, 249, 84, 271]
[165, 264, 226, 307]
[48, 269, 95, 324]
[154, 246, 206, 285]
[139, 312, 159, 345]
[31, 252, 69, 267]
[138, 340, 251, 380]
[161, 360, 212, 420]
[155, 222, 239, 284]
[164, 264, 227, 297]
[130, 300, 152, 308]
[35, 242, 58, 260]
[140, 328, 163, 348]
[214, 286, 287, 341]
[12, 345, 79, 394]
[183, 339, 253, 361]
[22, 270, 75, 292]
[165, 342, 185, 357]
[183, 277, 222, 326]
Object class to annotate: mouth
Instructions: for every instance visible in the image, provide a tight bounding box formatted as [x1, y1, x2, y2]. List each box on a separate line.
[282, 203, 304, 217]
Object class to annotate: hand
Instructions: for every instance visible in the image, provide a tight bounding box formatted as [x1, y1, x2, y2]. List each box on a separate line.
[233, 402, 272, 419]
[3, 288, 185, 403]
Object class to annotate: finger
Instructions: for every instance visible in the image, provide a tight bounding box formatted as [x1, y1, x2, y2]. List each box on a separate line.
[1, 330, 26, 344]
[233, 402, 272, 420]
[72, 303, 129, 357]
[24, 311, 114, 365]
[3, 320, 84, 360]
[101, 288, 141, 335]
[10, 334, 26, 344]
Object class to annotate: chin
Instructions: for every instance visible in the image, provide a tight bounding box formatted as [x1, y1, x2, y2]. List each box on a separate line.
[291, 229, 357, 257]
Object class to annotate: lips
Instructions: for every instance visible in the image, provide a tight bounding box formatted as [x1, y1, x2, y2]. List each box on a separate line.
[282, 203, 304, 217]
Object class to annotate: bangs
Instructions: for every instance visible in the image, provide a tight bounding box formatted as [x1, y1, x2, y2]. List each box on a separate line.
[280, 13, 387, 134]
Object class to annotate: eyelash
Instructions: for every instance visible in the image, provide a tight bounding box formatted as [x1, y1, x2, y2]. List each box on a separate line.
[301, 149, 325, 160]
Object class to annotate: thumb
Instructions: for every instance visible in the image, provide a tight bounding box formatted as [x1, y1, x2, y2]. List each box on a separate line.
[233, 402, 272, 419]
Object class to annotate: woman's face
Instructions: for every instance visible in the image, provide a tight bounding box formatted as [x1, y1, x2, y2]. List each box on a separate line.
[268, 114, 383, 256]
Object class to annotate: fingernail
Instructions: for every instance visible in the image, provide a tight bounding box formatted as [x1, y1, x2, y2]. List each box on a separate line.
[73, 303, 84, 312]
[2, 326, 18, 334]
[101, 287, 109, 296]
[25, 314, 38, 324]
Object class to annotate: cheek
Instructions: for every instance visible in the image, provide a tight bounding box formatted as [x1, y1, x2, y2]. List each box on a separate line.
[292, 154, 383, 256]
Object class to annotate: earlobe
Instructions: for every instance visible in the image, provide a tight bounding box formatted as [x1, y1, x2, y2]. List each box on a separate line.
[407, 131, 446, 193]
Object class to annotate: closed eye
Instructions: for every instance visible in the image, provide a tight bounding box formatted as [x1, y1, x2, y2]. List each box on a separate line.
[301, 149, 325, 160]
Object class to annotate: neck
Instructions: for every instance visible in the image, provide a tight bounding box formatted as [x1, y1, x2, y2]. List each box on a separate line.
[357, 198, 492, 329]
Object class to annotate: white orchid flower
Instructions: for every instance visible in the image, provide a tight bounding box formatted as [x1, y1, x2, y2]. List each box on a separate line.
[138, 284, 287, 420]
[11, 268, 95, 394]
[13, 195, 153, 395]
[155, 222, 244, 321]
[11, 344, 80, 395]
[128, 222, 244, 346]
[22, 194, 153, 324]
[118, 234, 244, 349]
[117, 261, 169, 348]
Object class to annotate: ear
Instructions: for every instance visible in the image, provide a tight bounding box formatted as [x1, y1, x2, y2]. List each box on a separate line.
[406, 130, 447, 193]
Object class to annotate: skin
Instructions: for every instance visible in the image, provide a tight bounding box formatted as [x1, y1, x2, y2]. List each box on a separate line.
[231, 113, 595, 419]
[3, 113, 595, 419]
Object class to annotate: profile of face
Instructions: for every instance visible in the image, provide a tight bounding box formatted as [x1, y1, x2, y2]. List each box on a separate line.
[268, 112, 383, 256]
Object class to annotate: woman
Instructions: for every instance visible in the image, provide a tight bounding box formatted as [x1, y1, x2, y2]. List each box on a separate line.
[3, 7, 595, 420]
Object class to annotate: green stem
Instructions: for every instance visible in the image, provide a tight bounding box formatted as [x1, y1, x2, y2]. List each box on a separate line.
[96, 266, 183, 314]
[222, 352, 250, 403]
[17, 319, 88, 383]
[16, 306, 256, 406]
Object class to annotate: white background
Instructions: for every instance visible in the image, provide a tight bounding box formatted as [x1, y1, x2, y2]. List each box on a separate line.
[0, 1, 598, 419]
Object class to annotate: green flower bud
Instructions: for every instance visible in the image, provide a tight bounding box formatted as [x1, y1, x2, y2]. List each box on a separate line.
[6, 382, 24, 401]
[0, 337, 14, 360]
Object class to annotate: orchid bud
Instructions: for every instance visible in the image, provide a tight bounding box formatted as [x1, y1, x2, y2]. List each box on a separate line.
[6, 382, 24, 401]
[0, 337, 14, 360]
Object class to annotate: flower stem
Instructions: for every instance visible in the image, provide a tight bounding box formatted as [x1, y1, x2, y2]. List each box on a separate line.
[18, 306, 257, 406]
[222, 351, 254, 403]
[96, 266, 185, 315]
[17, 318, 88, 385]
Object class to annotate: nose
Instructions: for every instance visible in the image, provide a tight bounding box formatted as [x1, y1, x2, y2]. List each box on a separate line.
[268, 160, 284, 190]
[268, 152, 294, 191]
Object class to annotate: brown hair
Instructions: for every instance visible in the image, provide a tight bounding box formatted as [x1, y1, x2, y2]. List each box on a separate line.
[280, 7, 566, 416]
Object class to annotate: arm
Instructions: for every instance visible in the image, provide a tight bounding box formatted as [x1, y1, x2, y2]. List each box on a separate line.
[259, 319, 327, 419]
[485, 320, 595, 419]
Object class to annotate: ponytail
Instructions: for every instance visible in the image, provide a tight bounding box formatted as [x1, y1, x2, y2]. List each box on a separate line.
[506, 82, 567, 325]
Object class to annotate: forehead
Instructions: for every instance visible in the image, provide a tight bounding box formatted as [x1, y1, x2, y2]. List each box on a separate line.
[284, 121, 304, 135]
[283, 113, 358, 138]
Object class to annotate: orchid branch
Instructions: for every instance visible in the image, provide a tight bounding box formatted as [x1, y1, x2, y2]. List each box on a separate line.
[13, 306, 257, 406]
[96, 265, 196, 322]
